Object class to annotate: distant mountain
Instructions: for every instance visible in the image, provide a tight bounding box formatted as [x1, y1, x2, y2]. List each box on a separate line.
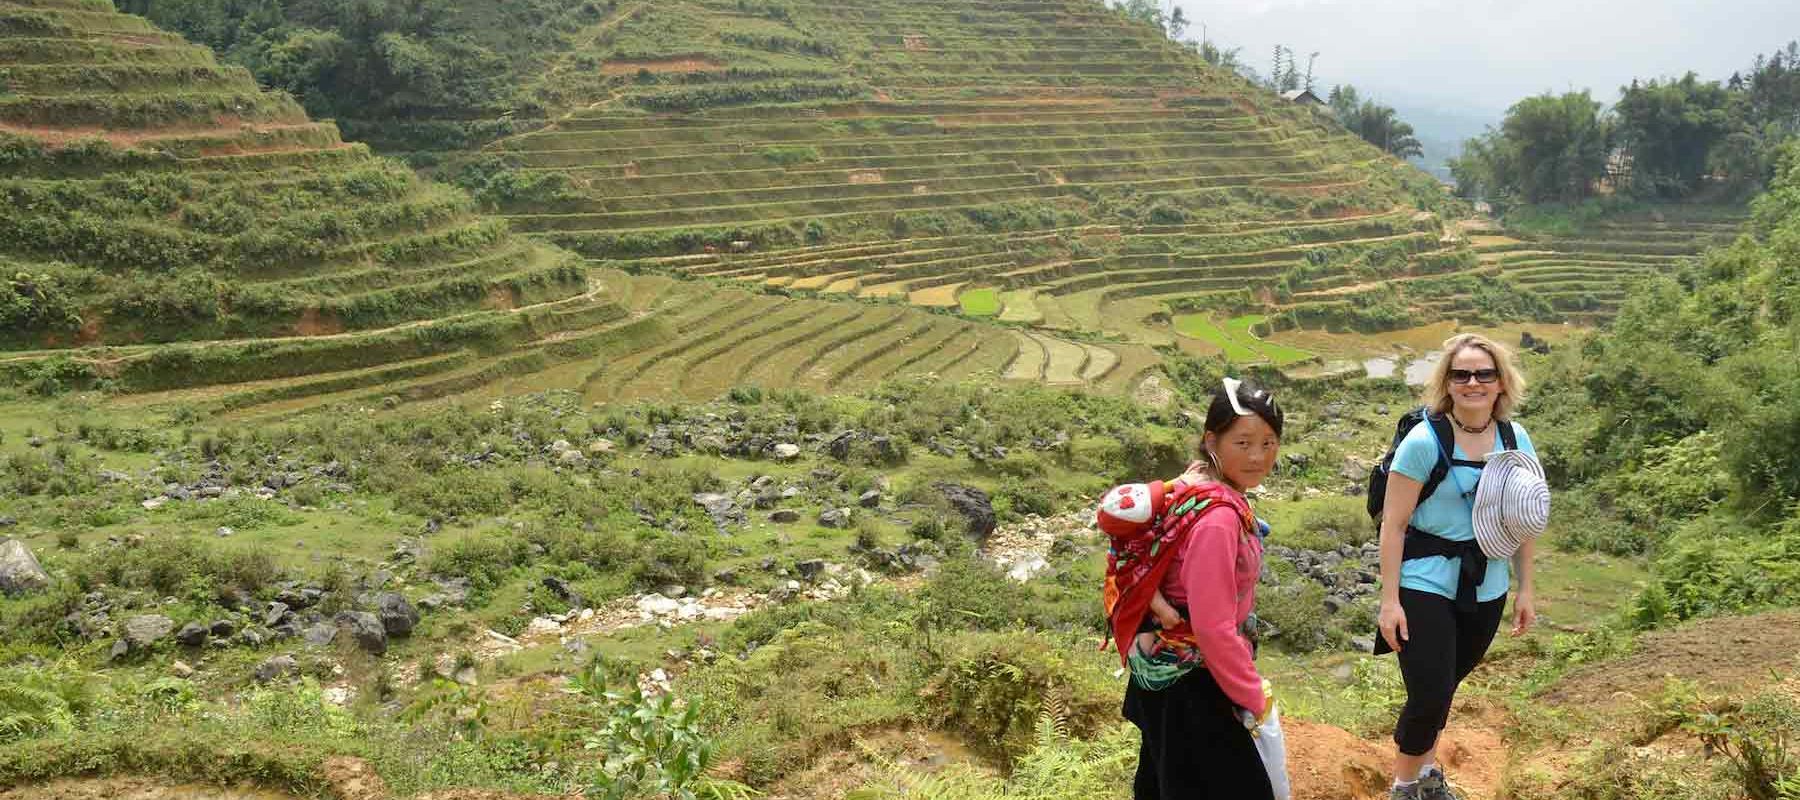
[1388, 100, 1498, 183]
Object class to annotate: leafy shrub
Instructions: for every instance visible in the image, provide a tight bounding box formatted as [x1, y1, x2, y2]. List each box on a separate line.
[74, 538, 281, 599]
[920, 634, 1114, 763]
[1253, 579, 1329, 652]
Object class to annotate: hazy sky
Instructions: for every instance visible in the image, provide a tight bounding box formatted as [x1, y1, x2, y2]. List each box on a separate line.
[1174, 0, 1800, 131]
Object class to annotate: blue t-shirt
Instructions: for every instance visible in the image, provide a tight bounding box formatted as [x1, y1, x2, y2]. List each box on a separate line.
[1391, 420, 1536, 603]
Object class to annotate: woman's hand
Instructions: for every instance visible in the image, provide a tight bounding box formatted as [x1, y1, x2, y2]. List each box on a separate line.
[1378, 598, 1409, 652]
[1511, 591, 1537, 636]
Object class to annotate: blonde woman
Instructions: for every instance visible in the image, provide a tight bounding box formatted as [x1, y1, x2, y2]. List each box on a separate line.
[1375, 334, 1538, 800]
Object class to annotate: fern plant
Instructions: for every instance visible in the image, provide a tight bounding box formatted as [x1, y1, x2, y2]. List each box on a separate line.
[849, 715, 1136, 800]
[0, 665, 91, 742]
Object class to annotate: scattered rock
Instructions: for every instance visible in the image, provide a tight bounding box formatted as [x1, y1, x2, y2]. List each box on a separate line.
[335, 611, 388, 655]
[264, 602, 292, 628]
[768, 509, 801, 523]
[637, 594, 681, 617]
[818, 507, 853, 528]
[303, 622, 338, 647]
[376, 592, 420, 637]
[209, 619, 236, 638]
[0, 538, 50, 596]
[934, 483, 997, 541]
[693, 492, 745, 531]
[171, 661, 195, 679]
[858, 490, 882, 508]
[254, 655, 298, 683]
[215, 526, 234, 538]
[175, 622, 208, 647]
[540, 577, 584, 610]
[588, 439, 615, 455]
[121, 614, 174, 650]
[796, 559, 827, 580]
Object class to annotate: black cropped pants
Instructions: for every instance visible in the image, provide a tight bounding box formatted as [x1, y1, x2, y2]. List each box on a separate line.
[1123, 667, 1273, 800]
[1393, 588, 1507, 755]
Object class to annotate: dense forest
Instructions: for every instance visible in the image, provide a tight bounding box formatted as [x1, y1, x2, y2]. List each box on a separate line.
[1451, 42, 1800, 207]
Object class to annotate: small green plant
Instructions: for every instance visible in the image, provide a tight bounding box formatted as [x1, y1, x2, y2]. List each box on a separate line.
[572, 660, 758, 800]
[403, 678, 491, 741]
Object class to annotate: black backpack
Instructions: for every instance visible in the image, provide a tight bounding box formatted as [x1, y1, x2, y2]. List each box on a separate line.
[1366, 408, 1516, 522]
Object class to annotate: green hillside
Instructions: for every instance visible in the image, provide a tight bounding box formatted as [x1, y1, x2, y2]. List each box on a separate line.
[443, 0, 1526, 348]
[1, 0, 1077, 409]
[1471, 205, 1748, 322]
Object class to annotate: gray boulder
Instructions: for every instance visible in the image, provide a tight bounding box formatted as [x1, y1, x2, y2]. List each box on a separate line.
[335, 611, 388, 655]
[174, 621, 208, 647]
[0, 538, 50, 596]
[858, 490, 882, 508]
[818, 508, 852, 529]
[768, 509, 801, 523]
[121, 614, 174, 649]
[933, 483, 997, 541]
[302, 622, 338, 647]
[375, 592, 420, 637]
[253, 654, 298, 683]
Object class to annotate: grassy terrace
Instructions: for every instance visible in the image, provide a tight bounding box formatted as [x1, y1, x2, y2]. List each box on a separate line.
[1470, 205, 1747, 317]
[420, 0, 1491, 361]
[6, 0, 1138, 408]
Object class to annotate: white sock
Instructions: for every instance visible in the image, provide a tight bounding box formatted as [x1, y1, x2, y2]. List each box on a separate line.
[1393, 778, 1418, 789]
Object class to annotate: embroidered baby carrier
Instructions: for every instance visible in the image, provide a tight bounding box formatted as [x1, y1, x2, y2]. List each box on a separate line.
[1101, 480, 1255, 690]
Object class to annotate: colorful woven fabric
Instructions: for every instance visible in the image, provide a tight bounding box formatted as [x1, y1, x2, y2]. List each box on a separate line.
[1101, 479, 1255, 689]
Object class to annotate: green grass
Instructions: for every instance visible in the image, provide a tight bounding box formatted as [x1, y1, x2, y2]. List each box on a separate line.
[958, 287, 1001, 317]
[1226, 314, 1315, 365]
[1173, 314, 1258, 361]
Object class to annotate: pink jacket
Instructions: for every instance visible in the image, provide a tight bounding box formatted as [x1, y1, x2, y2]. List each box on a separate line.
[1158, 497, 1265, 715]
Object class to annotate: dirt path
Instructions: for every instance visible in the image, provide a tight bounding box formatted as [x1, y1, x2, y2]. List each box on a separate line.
[0, 779, 299, 800]
[1542, 609, 1800, 708]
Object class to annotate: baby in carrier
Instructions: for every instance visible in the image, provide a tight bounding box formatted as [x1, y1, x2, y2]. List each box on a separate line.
[1098, 477, 1192, 655]
[1099, 464, 1270, 669]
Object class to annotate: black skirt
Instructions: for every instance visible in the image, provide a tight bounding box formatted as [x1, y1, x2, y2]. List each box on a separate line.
[1122, 667, 1274, 800]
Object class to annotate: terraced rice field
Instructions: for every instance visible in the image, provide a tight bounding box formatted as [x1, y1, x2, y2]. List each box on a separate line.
[1471, 206, 1746, 321]
[468, 0, 1486, 351]
[0, 0, 1154, 410]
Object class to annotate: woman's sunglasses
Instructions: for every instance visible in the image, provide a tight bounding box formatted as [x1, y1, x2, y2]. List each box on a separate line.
[1448, 368, 1501, 384]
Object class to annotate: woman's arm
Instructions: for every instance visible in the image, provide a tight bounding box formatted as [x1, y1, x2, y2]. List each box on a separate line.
[1511, 537, 1537, 635]
[1378, 473, 1424, 652]
[1180, 512, 1264, 716]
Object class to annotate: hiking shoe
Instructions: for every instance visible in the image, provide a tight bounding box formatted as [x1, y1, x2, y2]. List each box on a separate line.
[1388, 782, 1423, 800]
[1417, 767, 1464, 800]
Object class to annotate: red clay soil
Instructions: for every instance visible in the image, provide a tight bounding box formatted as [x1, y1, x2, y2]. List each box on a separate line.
[1542, 609, 1800, 708]
[1285, 720, 1504, 800]
[599, 57, 722, 75]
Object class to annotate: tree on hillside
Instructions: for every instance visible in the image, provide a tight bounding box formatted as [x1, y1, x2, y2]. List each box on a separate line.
[1108, 0, 1164, 31]
[1449, 91, 1610, 205]
[1614, 73, 1735, 197]
[1327, 85, 1423, 159]
[113, 0, 590, 121]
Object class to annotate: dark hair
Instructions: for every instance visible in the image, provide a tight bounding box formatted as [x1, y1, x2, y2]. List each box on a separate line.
[1203, 380, 1284, 439]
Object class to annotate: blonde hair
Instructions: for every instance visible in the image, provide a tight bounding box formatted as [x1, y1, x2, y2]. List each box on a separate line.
[1424, 333, 1527, 420]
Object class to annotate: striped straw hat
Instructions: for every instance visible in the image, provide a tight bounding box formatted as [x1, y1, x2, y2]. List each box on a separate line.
[1471, 449, 1551, 560]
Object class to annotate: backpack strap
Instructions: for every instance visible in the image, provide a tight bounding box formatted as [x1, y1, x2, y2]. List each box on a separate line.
[1497, 420, 1518, 451]
[1417, 413, 1457, 506]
